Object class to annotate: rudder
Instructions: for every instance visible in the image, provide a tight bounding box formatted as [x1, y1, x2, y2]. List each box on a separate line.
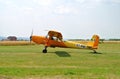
[91, 35, 100, 49]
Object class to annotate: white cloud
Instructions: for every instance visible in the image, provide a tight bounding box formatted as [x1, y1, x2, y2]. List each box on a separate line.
[21, 7, 33, 15]
[75, 0, 103, 8]
[75, 0, 85, 3]
[33, 0, 55, 6]
[54, 5, 78, 15]
[75, 0, 100, 3]
[0, 0, 16, 7]
[75, 0, 110, 4]
[111, 0, 120, 4]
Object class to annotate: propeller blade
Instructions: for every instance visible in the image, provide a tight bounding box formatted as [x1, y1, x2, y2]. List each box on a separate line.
[30, 36, 32, 43]
[30, 29, 33, 43]
[31, 29, 33, 36]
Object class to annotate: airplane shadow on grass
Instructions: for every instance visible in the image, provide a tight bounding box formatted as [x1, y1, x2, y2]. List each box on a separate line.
[55, 51, 71, 57]
[90, 52, 102, 54]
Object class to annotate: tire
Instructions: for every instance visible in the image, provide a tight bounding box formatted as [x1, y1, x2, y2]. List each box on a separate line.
[42, 49, 47, 53]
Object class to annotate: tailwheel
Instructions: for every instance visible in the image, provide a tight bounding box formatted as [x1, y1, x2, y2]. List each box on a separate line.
[42, 46, 47, 53]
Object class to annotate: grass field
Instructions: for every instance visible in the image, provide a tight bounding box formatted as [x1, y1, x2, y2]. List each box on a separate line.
[0, 41, 120, 79]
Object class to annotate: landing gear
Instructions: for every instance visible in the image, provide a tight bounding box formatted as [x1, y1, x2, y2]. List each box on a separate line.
[43, 49, 47, 53]
[93, 50, 97, 53]
[42, 46, 47, 53]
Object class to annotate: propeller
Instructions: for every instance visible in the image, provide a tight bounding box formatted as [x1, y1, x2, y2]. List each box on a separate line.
[30, 29, 33, 43]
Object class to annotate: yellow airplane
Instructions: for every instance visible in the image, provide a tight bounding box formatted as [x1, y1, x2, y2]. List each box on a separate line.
[30, 30, 99, 53]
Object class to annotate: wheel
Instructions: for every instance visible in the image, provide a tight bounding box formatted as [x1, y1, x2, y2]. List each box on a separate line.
[93, 50, 97, 53]
[42, 49, 47, 53]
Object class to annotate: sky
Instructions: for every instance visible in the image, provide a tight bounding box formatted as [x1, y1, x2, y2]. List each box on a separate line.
[0, 0, 120, 39]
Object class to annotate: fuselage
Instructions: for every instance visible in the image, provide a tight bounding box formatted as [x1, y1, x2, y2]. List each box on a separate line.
[31, 35, 97, 50]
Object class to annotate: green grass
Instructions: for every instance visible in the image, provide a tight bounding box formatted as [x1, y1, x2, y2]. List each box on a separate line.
[0, 43, 120, 79]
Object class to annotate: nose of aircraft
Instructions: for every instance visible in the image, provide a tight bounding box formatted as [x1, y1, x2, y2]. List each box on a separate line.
[30, 36, 47, 44]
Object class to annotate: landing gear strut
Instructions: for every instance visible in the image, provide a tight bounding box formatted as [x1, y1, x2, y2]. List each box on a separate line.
[42, 46, 47, 53]
[93, 50, 97, 53]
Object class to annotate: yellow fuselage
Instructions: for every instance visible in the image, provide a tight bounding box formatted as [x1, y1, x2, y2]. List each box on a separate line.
[31, 35, 98, 50]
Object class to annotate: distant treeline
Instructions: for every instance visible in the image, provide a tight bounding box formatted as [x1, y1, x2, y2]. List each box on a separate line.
[108, 39, 120, 41]
[0, 36, 29, 41]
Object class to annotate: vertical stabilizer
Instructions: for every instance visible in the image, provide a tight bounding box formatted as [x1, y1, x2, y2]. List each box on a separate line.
[91, 35, 100, 49]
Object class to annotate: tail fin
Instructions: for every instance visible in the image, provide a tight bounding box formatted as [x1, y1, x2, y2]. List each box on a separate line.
[91, 35, 100, 49]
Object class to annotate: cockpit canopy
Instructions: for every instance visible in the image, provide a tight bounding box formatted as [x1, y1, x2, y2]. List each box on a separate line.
[47, 30, 63, 41]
